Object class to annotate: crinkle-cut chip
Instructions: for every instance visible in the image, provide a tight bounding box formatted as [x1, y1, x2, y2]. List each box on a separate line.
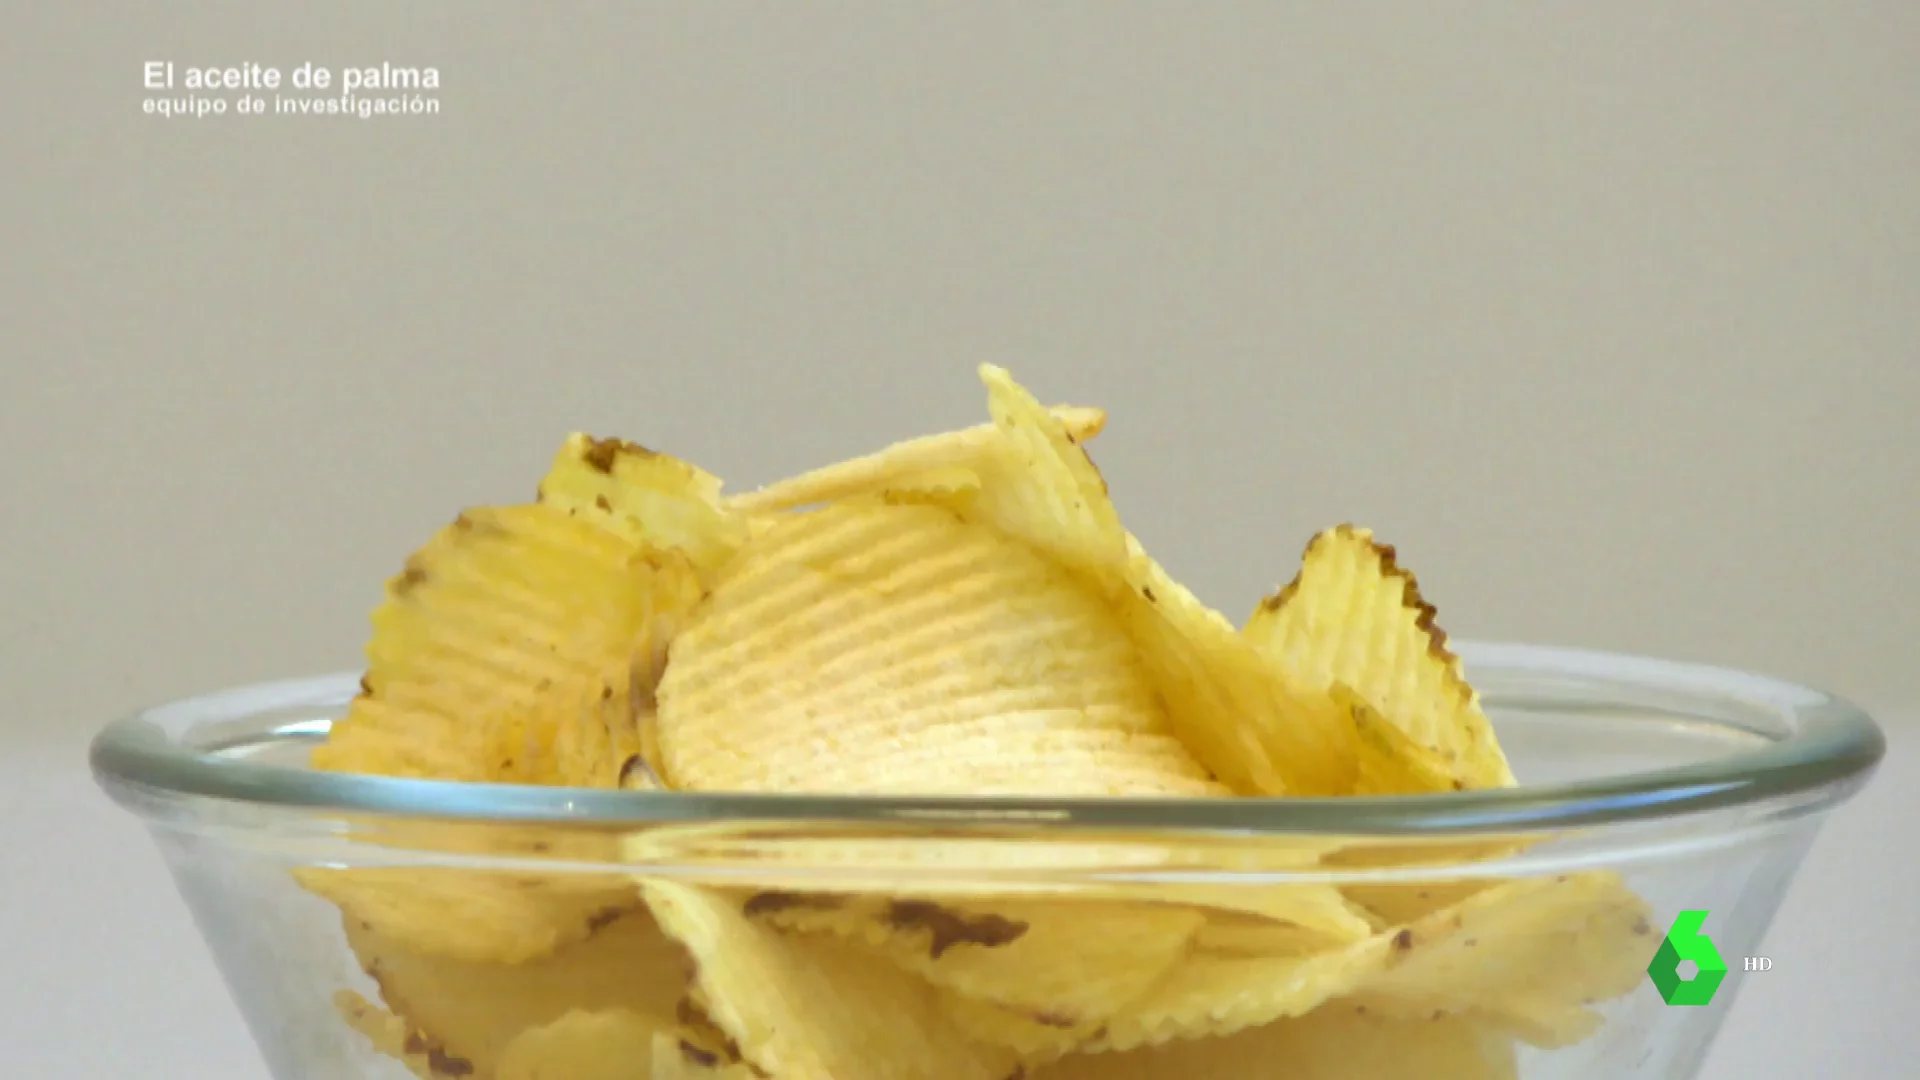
[335, 990, 464, 1080]
[337, 906, 689, 1074]
[654, 498, 1226, 797]
[312, 503, 705, 790]
[300, 864, 640, 966]
[1346, 871, 1658, 1048]
[1086, 938, 1398, 1051]
[1342, 685, 1461, 795]
[964, 364, 1131, 584]
[725, 403, 1107, 515]
[641, 880, 1019, 1080]
[745, 892, 1204, 1028]
[1116, 533, 1357, 796]
[1244, 524, 1516, 790]
[494, 1008, 667, 1080]
[537, 432, 750, 580]
[1085, 870, 1653, 1053]
[1030, 1007, 1518, 1080]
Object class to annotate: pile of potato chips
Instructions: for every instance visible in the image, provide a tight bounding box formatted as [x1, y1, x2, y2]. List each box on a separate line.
[304, 366, 1658, 1079]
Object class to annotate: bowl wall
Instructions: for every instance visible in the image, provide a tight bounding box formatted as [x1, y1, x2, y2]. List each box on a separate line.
[94, 645, 1883, 1080]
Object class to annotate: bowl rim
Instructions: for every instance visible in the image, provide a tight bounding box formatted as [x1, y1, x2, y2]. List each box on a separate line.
[89, 641, 1886, 837]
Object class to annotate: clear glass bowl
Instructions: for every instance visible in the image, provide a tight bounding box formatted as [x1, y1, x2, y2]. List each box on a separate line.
[91, 642, 1884, 1080]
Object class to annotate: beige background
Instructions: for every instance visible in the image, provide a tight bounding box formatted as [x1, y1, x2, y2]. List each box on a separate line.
[3, 3, 1915, 1077]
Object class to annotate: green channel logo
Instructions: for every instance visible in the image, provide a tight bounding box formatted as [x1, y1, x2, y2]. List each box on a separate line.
[1647, 909, 1728, 1006]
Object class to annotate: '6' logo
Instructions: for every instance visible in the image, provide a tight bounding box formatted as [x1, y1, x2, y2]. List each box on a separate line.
[1647, 909, 1729, 1006]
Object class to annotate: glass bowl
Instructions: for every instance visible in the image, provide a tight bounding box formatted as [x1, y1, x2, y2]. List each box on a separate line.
[91, 641, 1883, 1080]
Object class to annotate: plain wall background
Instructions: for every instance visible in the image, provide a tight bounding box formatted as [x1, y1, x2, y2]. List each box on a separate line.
[2, 3, 1916, 1078]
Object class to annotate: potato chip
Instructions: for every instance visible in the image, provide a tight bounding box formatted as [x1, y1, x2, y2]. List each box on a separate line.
[746, 892, 1204, 1030]
[341, 905, 689, 1074]
[494, 1009, 667, 1080]
[1190, 912, 1356, 958]
[727, 403, 1107, 515]
[642, 880, 1019, 1080]
[654, 498, 1224, 796]
[1084, 870, 1653, 1053]
[1031, 1006, 1518, 1080]
[537, 432, 751, 580]
[649, 1030, 761, 1079]
[335, 989, 460, 1080]
[1345, 871, 1658, 1048]
[1342, 685, 1461, 796]
[1087, 937, 1398, 1051]
[1116, 534, 1358, 796]
[1339, 879, 1495, 926]
[965, 364, 1131, 584]
[939, 989, 1093, 1065]
[314, 503, 704, 789]
[1244, 525, 1515, 790]
[303, 501, 703, 961]
[300, 863, 638, 967]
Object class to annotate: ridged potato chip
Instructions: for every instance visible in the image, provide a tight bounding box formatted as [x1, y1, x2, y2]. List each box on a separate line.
[1083, 870, 1653, 1053]
[1345, 871, 1657, 1048]
[1117, 535, 1358, 796]
[299, 862, 638, 967]
[642, 880, 1019, 1080]
[654, 497, 1224, 797]
[305, 501, 703, 962]
[1343, 685, 1461, 796]
[537, 433, 751, 580]
[494, 1009, 667, 1080]
[965, 364, 1131, 584]
[1031, 1006, 1518, 1080]
[727, 402, 1107, 515]
[315, 503, 703, 789]
[340, 906, 689, 1075]
[1244, 524, 1515, 790]
[745, 892, 1204, 1033]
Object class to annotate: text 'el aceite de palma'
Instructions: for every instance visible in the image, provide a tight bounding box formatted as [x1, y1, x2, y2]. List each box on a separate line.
[141, 62, 440, 119]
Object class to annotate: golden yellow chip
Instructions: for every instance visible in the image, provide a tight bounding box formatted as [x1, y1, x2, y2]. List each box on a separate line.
[1190, 912, 1356, 958]
[1343, 685, 1461, 796]
[315, 503, 704, 789]
[965, 364, 1132, 584]
[939, 988, 1093, 1065]
[1083, 870, 1652, 1053]
[304, 501, 703, 962]
[335, 990, 448, 1080]
[1345, 871, 1657, 1048]
[642, 880, 1019, 1080]
[339, 905, 688, 1074]
[1244, 524, 1515, 790]
[727, 402, 1108, 515]
[494, 1009, 667, 1080]
[300, 862, 639, 967]
[1339, 879, 1496, 926]
[649, 1029, 762, 1079]
[537, 432, 751, 580]
[654, 498, 1224, 796]
[746, 892, 1204, 1031]
[1031, 1007, 1518, 1080]
[1116, 534, 1358, 796]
